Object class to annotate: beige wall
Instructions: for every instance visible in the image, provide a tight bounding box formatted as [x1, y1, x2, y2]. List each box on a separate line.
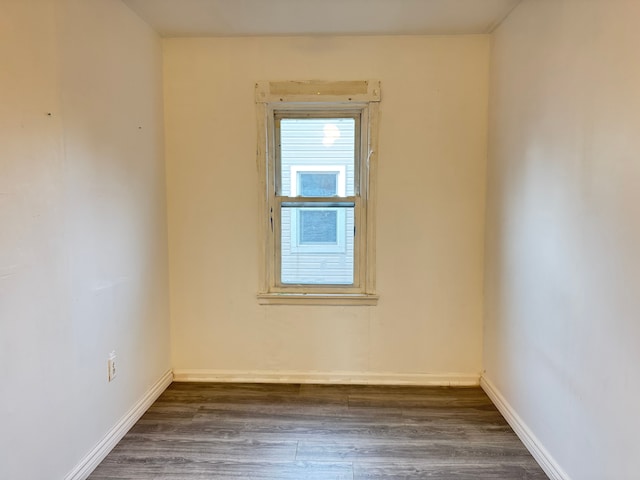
[0, 0, 170, 478]
[164, 36, 489, 380]
[485, 0, 640, 478]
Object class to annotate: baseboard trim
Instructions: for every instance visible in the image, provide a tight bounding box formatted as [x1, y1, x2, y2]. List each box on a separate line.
[481, 376, 570, 480]
[64, 369, 173, 480]
[173, 369, 480, 386]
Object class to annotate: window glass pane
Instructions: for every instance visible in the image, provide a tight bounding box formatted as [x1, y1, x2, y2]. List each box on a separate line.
[281, 206, 354, 285]
[299, 173, 338, 197]
[279, 117, 355, 197]
[300, 210, 337, 243]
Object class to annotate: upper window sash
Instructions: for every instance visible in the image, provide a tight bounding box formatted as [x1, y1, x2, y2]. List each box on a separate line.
[274, 112, 361, 198]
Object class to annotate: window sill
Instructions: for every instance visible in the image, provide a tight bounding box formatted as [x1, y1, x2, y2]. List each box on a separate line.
[257, 293, 379, 306]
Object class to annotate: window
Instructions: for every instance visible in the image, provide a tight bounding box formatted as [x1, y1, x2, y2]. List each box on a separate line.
[288, 166, 346, 256]
[255, 81, 380, 305]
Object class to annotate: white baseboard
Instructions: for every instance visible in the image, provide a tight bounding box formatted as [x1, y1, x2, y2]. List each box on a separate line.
[173, 369, 480, 386]
[64, 369, 173, 480]
[481, 376, 570, 480]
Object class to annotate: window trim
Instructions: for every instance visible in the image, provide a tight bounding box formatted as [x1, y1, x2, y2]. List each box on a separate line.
[255, 80, 380, 306]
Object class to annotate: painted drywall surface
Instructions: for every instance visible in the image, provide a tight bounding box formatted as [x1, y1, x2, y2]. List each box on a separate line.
[0, 0, 170, 478]
[484, 1, 640, 478]
[164, 36, 489, 377]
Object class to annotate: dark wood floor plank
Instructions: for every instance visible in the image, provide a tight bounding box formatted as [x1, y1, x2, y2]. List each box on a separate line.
[92, 460, 353, 480]
[103, 437, 298, 462]
[88, 382, 548, 480]
[162, 460, 353, 480]
[353, 463, 546, 480]
[295, 439, 536, 464]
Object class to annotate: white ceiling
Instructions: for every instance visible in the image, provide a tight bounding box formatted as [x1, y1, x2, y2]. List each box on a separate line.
[121, 0, 523, 37]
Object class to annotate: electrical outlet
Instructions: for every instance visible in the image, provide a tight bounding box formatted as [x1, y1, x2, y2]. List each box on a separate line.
[108, 351, 117, 382]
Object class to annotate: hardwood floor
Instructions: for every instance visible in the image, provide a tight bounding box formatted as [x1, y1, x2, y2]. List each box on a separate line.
[89, 382, 549, 479]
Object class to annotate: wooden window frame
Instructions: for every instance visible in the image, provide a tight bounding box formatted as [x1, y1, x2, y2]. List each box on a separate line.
[255, 81, 380, 306]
